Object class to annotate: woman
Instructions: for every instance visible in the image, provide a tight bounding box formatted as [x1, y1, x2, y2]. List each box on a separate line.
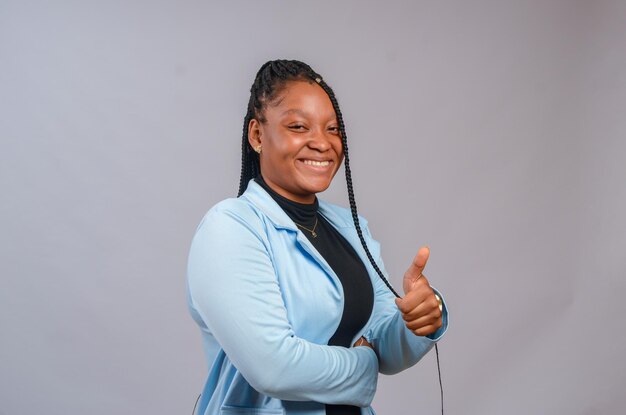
[187, 60, 448, 415]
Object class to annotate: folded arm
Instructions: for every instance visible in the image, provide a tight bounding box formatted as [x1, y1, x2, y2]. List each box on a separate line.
[187, 204, 379, 406]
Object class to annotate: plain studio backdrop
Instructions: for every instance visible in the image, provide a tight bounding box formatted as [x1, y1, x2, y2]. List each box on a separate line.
[1, 1, 625, 414]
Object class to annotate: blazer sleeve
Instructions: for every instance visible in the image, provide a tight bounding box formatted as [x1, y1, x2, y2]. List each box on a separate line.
[187, 203, 379, 407]
[359, 220, 449, 375]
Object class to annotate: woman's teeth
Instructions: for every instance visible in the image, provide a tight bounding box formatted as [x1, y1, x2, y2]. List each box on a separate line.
[303, 160, 330, 166]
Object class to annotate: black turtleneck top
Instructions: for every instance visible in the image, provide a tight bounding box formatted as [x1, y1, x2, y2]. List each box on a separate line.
[255, 177, 374, 415]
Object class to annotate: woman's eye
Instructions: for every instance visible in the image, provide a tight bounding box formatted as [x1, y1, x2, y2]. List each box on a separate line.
[288, 125, 305, 130]
[328, 127, 340, 134]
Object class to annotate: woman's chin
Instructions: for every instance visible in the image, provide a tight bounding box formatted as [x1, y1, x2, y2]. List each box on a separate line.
[299, 177, 333, 195]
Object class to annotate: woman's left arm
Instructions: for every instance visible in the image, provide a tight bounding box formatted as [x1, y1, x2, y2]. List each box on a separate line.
[359, 223, 449, 375]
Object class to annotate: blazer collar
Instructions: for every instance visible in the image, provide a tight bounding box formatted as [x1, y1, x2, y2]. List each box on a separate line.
[241, 179, 368, 295]
[240, 179, 354, 231]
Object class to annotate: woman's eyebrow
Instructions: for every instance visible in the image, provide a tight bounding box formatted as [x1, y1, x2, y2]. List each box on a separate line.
[280, 108, 308, 117]
[281, 108, 337, 122]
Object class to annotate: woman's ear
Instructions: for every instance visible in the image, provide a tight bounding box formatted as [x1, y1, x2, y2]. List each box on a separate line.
[248, 118, 262, 150]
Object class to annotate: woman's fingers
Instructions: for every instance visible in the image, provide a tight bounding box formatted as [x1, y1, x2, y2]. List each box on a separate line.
[403, 312, 442, 330]
[394, 276, 431, 314]
[409, 323, 442, 337]
[399, 294, 441, 321]
[395, 286, 443, 336]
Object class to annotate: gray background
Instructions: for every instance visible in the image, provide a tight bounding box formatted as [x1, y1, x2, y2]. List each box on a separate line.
[1, 1, 625, 414]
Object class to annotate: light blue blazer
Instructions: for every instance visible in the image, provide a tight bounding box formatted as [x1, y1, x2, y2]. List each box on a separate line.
[187, 180, 449, 415]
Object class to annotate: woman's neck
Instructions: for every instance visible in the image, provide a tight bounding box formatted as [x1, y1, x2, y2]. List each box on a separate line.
[257, 175, 316, 205]
[255, 175, 318, 226]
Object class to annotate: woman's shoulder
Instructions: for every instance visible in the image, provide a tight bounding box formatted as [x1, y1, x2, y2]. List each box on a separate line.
[195, 196, 266, 234]
[209, 196, 257, 215]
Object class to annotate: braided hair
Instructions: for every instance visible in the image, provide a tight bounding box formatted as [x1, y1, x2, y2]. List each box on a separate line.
[237, 59, 399, 298]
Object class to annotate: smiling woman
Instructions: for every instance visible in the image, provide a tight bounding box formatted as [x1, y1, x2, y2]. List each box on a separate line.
[186, 60, 449, 415]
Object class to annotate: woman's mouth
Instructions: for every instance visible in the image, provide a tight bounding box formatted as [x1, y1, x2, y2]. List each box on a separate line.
[302, 160, 331, 167]
[297, 159, 334, 174]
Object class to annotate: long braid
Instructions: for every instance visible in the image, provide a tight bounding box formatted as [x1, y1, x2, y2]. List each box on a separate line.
[316, 74, 444, 415]
[238, 113, 251, 196]
[314, 77, 401, 298]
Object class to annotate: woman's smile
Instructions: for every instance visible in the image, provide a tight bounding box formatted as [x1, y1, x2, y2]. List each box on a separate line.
[297, 158, 334, 172]
[301, 159, 331, 167]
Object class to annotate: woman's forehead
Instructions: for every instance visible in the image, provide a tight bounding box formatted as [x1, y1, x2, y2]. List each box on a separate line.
[267, 81, 336, 118]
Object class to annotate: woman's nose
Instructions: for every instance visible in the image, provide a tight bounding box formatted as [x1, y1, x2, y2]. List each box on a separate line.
[307, 128, 332, 151]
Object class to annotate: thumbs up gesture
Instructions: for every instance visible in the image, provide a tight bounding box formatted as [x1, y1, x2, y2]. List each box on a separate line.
[394, 246, 443, 337]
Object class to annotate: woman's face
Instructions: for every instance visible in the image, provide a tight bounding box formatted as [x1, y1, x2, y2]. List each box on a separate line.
[248, 80, 344, 203]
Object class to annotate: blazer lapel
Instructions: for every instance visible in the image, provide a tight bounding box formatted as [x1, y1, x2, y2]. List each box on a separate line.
[241, 180, 343, 290]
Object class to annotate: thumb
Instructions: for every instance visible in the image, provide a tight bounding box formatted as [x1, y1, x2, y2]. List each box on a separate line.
[403, 245, 430, 293]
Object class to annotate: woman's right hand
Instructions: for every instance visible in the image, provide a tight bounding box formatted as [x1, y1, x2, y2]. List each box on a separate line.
[353, 336, 373, 349]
